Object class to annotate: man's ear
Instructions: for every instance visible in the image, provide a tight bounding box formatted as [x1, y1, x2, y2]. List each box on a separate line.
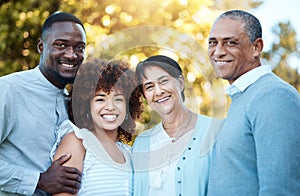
[253, 38, 263, 58]
[37, 38, 43, 54]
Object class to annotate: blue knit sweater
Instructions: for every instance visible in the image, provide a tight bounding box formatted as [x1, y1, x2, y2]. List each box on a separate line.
[208, 72, 300, 195]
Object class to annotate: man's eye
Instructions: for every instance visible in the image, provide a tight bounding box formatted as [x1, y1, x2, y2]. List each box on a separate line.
[55, 43, 66, 48]
[95, 98, 105, 102]
[77, 45, 85, 51]
[208, 41, 217, 47]
[225, 41, 237, 46]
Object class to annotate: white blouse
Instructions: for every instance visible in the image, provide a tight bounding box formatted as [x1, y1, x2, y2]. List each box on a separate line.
[148, 127, 194, 195]
[51, 120, 133, 196]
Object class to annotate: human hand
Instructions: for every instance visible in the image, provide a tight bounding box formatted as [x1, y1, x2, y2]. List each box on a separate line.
[37, 153, 81, 194]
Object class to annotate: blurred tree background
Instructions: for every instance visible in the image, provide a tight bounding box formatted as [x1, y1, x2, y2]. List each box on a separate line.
[1, 0, 299, 132]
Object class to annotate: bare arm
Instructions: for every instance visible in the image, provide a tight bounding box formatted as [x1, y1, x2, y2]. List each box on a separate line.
[43, 132, 85, 196]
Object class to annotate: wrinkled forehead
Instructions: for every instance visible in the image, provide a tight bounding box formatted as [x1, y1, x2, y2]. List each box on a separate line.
[209, 18, 246, 38]
[137, 61, 181, 80]
[212, 18, 244, 31]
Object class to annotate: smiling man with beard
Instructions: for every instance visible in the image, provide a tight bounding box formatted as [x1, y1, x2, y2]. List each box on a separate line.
[0, 12, 86, 195]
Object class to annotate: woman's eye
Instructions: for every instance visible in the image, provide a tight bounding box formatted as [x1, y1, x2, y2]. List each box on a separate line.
[95, 98, 104, 102]
[145, 85, 153, 91]
[115, 98, 124, 102]
[160, 79, 168, 85]
[143, 83, 154, 91]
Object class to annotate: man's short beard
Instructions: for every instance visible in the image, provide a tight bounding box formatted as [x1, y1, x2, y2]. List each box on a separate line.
[63, 77, 75, 84]
[54, 71, 77, 86]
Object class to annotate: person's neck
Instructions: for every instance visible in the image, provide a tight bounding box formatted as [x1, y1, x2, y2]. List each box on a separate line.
[93, 128, 118, 144]
[228, 62, 262, 85]
[38, 65, 66, 89]
[162, 107, 195, 138]
[93, 127, 125, 163]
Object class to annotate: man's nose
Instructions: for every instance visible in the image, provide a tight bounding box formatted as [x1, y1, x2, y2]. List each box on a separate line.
[64, 46, 78, 59]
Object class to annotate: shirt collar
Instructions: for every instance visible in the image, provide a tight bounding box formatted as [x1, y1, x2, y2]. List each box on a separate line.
[35, 66, 65, 92]
[226, 65, 272, 96]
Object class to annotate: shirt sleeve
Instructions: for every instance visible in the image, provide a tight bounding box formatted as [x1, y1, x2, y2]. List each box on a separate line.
[0, 80, 15, 145]
[0, 79, 40, 195]
[249, 85, 300, 195]
[50, 119, 75, 161]
[0, 162, 40, 195]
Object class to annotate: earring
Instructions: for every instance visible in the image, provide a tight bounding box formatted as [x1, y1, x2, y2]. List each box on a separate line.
[125, 113, 129, 120]
[86, 113, 90, 119]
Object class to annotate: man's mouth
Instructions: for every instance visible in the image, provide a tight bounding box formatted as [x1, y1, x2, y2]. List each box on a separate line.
[61, 63, 75, 68]
[214, 60, 232, 66]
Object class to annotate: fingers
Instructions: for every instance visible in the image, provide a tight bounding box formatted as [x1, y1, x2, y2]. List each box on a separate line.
[55, 153, 72, 166]
[62, 177, 81, 189]
[56, 185, 80, 195]
[53, 153, 81, 175]
[55, 172, 81, 194]
[45, 181, 80, 194]
[38, 155, 82, 194]
[63, 165, 82, 176]
[63, 170, 82, 183]
[44, 169, 81, 194]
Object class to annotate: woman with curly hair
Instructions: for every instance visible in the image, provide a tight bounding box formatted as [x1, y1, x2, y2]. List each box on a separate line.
[51, 59, 143, 196]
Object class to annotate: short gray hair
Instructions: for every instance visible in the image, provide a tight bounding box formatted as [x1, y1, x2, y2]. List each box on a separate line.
[217, 10, 262, 43]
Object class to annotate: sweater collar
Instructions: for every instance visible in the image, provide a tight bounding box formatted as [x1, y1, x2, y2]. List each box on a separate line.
[226, 65, 271, 97]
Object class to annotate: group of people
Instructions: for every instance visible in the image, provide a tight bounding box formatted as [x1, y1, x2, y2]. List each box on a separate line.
[0, 10, 299, 196]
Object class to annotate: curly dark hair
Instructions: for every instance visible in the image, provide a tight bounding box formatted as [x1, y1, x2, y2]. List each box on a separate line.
[70, 59, 143, 143]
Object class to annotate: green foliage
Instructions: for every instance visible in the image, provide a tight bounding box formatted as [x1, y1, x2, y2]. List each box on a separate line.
[0, 0, 61, 76]
[262, 21, 300, 91]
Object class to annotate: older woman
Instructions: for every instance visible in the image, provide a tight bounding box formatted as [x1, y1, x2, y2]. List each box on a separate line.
[132, 55, 223, 196]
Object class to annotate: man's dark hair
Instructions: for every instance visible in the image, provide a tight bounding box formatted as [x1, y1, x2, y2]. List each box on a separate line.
[41, 12, 85, 39]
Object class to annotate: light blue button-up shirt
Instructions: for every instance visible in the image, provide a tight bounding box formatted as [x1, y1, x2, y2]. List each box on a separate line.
[226, 65, 272, 97]
[0, 67, 69, 195]
[132, 114, 223, 196]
